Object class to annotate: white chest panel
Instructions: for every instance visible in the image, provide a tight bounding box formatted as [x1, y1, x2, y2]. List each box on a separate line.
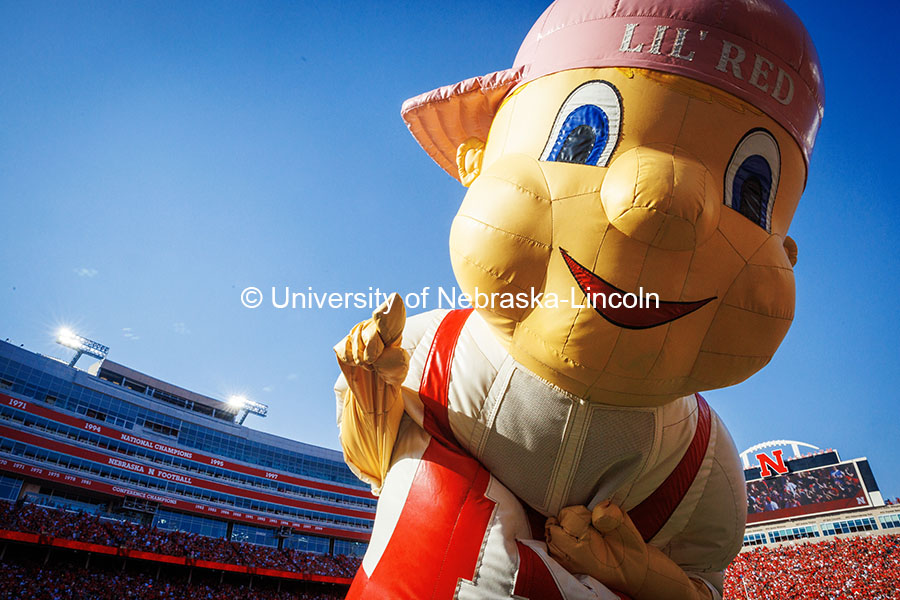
[467, 358, 657, 517]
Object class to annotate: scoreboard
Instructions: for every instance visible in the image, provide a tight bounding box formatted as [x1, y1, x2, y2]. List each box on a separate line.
[741, 441, 883, 525]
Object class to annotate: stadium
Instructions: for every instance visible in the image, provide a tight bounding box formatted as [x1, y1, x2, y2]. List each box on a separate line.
[0, 333, 370, 599]
[1, 331, 898, 599]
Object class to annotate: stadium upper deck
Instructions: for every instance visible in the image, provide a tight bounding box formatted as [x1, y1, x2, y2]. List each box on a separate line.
[0, 338, 374, 556]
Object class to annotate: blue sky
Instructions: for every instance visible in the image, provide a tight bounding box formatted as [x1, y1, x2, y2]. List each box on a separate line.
[2, 1, 899, 499]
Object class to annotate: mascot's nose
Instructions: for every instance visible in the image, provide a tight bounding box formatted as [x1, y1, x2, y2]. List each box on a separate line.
[601, 145, 719, 251]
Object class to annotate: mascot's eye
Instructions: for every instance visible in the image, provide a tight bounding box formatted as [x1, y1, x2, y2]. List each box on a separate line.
[724, 129, 781, 231]
[541, 80, 621, 167]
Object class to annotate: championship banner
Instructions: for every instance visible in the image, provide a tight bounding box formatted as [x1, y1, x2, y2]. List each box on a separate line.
[0, 392, 374, 500]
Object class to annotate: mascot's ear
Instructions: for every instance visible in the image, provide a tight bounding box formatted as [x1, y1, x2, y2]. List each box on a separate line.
[456, 137, 486, 187]
[784, 236, 798, 267]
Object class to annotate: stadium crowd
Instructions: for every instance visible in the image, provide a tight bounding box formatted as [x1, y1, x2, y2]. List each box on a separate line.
[0, 559, 344, 600]
[0, 501, 361, 578]
[747, 464, 863, 514]
[8, 499, 900, 598]
[723, 534, 900, 599]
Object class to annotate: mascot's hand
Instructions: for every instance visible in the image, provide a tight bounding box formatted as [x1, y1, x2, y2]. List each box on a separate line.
[334, 292, 408, 385]
[546, 503, 646, 595]
[546, 502, 713, 600]
[334, 293, 408, 493]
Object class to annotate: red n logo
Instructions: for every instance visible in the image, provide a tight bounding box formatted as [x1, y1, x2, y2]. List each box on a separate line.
[756, 450, 788, 477]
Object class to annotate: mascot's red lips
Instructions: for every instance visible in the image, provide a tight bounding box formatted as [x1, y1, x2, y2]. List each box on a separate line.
[560, 248, 715, 329]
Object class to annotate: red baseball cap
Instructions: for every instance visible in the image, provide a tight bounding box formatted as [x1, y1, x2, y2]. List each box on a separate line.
[402, 0, 824, 179]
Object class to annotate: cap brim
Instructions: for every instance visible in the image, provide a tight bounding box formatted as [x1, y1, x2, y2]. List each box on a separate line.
[401, 67, 524, 180]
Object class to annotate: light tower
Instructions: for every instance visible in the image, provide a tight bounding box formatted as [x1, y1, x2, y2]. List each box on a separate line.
[55, 328, 109, 367]
[227, 395, 268, 425]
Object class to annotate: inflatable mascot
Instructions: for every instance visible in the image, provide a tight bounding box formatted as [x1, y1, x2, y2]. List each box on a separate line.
[334, 0, 823, 598]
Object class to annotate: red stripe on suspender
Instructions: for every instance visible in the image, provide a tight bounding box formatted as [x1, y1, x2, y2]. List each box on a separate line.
[513, 542, 565, 600]
[419, 308, 473, 449]
[627, 394, 712, 542]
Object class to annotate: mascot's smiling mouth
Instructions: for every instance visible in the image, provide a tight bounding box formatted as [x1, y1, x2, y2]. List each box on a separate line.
[560, 248, 716, 330]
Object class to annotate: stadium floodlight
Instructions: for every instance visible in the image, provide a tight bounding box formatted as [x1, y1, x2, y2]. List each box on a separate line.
[55, 327, 109, 367]
[227, 394, 268, 425]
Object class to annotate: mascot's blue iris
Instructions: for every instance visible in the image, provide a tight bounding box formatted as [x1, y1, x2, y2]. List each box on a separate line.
[732, 155, 772, 229]
[546, 105, 609, 166]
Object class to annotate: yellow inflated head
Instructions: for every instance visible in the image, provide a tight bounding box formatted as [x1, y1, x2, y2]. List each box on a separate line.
[450, 68, 805, 406]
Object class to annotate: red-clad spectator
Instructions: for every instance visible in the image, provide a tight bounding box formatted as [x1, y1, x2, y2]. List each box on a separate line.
[724, 534, 900, 599]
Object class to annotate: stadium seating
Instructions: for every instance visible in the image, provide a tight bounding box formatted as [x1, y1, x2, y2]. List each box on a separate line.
[0, 500, 361, 578]
[8, 499, 899, 598]
[0, 558, 345, 600]
[723, 534, 900, 599]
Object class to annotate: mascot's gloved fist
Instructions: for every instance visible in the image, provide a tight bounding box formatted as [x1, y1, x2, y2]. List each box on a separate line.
[546, 502, 713, 600]
[334, 293, 408, 493]
[334, 293, 407, 382]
